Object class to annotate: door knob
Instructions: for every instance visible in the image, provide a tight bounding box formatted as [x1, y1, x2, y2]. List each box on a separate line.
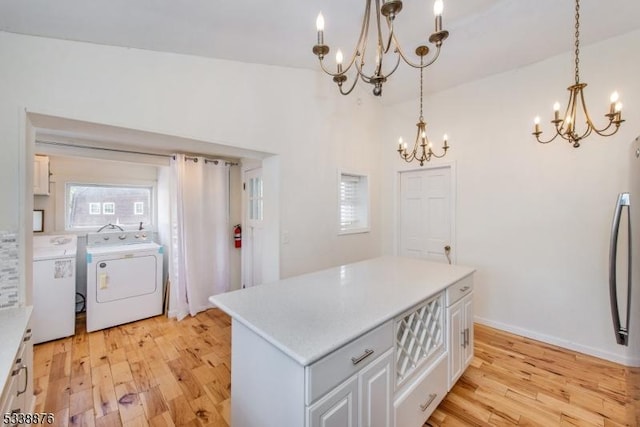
[444, 245, 452, 265]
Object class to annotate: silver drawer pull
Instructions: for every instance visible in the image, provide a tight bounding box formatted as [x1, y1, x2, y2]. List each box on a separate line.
[459, 286, 470, 292]
[23, 334, 32, 342]
[351, 349, 374, 365]
[461, 330, 466, 348]
[420, 393, 438, 412]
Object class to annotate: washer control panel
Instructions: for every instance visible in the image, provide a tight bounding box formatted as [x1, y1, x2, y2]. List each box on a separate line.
[87, 231, 152, 247]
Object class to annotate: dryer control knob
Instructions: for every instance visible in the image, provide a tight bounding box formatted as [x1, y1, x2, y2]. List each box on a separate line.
[119, 234, 127, 240]
[103, 236, 110, 241]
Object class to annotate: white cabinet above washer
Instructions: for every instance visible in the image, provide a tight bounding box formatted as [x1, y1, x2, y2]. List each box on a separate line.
[33, 155, 49, 196]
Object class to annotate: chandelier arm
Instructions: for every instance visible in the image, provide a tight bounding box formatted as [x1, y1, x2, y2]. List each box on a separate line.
[382, 16, 395, 55]
[319, 0, 374, 79]
[535, 132, 561, 145]
[378, 51, 402, 80]
[355, 60, 374, 83]
[577, 88, 619, 136]
[337, 75, 361, 96]
[392, 35, 442, 69]
[429, 150, 448, 159]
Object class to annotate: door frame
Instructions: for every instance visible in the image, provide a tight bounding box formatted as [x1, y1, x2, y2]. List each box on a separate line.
[395, 162, 457, 263]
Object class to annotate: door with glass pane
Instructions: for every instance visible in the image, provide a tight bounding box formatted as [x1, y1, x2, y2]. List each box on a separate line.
[243, 168, 264, 288]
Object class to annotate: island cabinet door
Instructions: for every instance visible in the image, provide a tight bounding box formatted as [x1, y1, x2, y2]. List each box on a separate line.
[308, 375, 358, 427]
[359, 349, 393, 427]
[447, 298, 465, 390]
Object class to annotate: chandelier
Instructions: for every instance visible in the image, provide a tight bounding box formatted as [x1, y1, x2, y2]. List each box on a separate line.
[312, 0, 449, 97]
[397, 48, 449, 166]
[532, 0, 624, 147]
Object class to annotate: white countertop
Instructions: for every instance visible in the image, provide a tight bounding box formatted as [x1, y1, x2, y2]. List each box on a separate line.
[209, 256, 475, 366]
[0, 306, 32, 395]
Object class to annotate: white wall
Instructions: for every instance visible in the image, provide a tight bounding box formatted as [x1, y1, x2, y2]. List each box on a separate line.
[382, 29, 640, 365]
[0, 32, 384, 291]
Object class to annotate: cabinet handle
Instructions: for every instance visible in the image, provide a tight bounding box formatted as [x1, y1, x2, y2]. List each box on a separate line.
[23, 334, 32, 342]
[351, 349, 374, 365]
[17, 365, 28, 396]
[464, 328, 470, 347]
[419, 393, 438, 412]
[461, 331, 466, 348]
[459, 286, 470, 292]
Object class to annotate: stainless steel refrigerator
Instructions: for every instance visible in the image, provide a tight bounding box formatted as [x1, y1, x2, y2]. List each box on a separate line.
[610, 136, 640, 425]
[609, 136, 640, 353]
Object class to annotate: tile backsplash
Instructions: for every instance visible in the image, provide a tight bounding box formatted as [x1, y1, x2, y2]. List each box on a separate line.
[0, 231, 19, 309]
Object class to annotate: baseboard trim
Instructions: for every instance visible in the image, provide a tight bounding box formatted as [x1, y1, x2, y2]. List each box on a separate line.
[474, 316, 640, 367]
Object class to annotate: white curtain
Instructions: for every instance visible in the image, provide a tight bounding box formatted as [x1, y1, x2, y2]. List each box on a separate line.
[170, 154, 230, 319]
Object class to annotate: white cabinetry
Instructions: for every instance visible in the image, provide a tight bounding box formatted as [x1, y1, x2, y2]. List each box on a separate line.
[308, 349, 393, 427]
[1, 313, 34, 427]
[33, 155, 49, 196]
[446, 275, 474, 390]
[393, 292, 446, 427]
[308, 375, 357, 427]
[359, 350, 393, 427]
[307, 323, 393, 427]
[213, 257, 476, 427]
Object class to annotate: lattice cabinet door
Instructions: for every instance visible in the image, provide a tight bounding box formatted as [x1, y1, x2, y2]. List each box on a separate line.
[394, 292, 445, 387]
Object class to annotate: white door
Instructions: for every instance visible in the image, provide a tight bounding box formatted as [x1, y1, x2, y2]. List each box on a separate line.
[399, 167, 453, 263]
[243, 168, 264, 288]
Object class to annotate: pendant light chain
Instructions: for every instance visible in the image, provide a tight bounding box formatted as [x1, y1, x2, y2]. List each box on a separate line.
[574, 0, 580, 84]
[419, 57, 424, 121]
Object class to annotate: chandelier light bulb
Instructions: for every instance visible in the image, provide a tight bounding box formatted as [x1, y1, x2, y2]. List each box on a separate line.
[615, 102, 623, 112]
[434, 0, 444, 16]
[398, 137, 403, 150]
[533, 116, 541, 134]
[316, 13, 325, 32]
[443, 134, 448, 142]
[553, 102, 560, 111]
[336, 50, 343, 65]
[610, 91, 619, 103]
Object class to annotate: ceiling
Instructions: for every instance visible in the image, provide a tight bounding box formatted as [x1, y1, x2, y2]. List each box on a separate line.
[1, 0, 640, 104]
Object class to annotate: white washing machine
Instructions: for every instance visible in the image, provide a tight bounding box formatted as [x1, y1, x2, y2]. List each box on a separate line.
[86, 231, 163, 332]
[32, 234, 77, 344]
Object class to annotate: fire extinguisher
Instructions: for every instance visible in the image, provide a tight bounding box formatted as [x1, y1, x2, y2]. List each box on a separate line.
[234, 225, 242, 249]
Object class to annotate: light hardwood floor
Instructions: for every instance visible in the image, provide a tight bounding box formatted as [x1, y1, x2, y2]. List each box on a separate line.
[33, 310, 639, 426]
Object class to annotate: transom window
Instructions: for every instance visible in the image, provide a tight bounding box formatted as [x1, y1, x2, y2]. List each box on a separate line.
[66, 183, 153, 230]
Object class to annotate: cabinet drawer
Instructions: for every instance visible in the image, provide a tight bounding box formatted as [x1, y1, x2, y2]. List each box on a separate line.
[394, 353, 447, 427]
[445, 275, 473, 307]
[305, 320, 393, 405]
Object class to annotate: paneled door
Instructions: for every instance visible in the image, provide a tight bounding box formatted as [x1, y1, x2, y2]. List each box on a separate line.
[243, 168, 264, 288]
[399, 167, 453, 263]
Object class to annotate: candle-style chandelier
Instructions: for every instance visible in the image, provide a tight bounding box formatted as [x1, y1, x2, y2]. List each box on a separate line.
[532, 0, 624, 147]
[312, 0, 449, 97]
[397, 48, 449, 166]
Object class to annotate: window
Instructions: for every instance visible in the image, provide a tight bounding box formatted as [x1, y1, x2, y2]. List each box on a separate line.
[134, 202, 144, 215]
[339, 172, 369, 234]
[66, 183, 153, 230]
[89, 203, 101, 215]
[102, 202, 115, 215]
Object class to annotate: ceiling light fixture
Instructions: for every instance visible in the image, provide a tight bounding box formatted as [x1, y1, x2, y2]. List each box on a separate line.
[532, 0, 624, 147]
[312, 0, 449, 97]
[397, 48, 448, 166]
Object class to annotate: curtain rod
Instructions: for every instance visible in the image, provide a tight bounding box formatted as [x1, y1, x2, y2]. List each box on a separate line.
[36, 140, 240, 166]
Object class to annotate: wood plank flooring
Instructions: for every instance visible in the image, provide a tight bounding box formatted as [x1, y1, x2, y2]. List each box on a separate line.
[34, 311, 639, 426]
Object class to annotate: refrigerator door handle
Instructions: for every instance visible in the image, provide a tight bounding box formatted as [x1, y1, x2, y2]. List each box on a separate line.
[609, 192, 631, 346]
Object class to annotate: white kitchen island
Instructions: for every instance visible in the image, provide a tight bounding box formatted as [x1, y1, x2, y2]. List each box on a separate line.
[209, 256, 475, 427]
